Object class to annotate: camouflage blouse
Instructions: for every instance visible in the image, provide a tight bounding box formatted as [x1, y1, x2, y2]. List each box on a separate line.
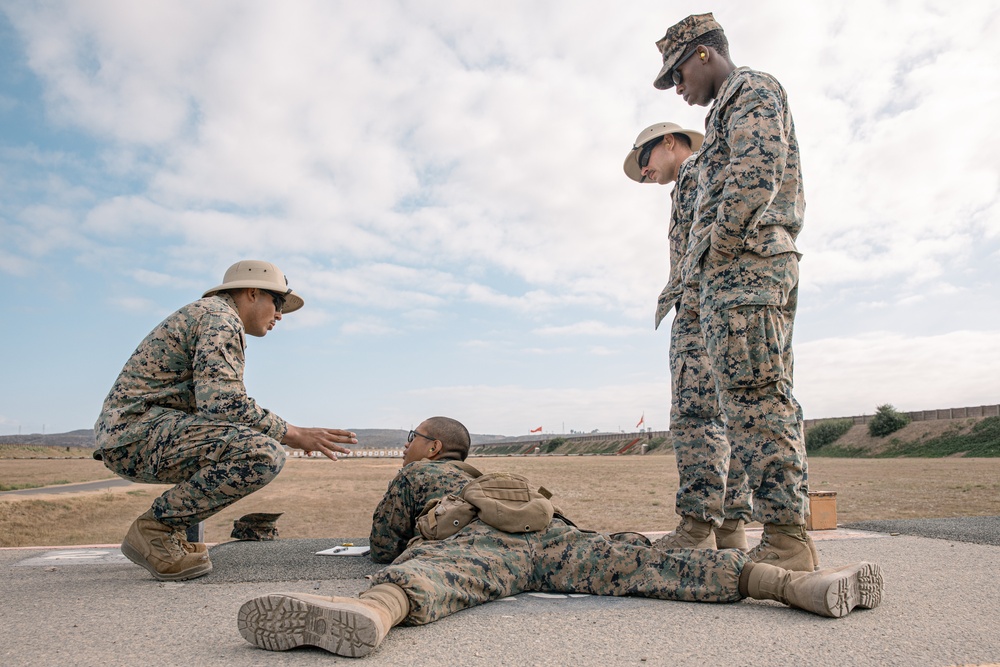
[369, 460, 476, 564]
[94, 294, 287, 448]
[654, 156, 700, 330]
[683, 66, 805, 301]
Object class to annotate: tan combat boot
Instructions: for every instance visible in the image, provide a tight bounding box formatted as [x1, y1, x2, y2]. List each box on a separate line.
[740, 561, 883, 618]
[653, 517, 717, 549]
[748, 523, 817, 571]
[238, 583, 409, 657]
[714, 518, 749, 551]
[173, 530, 207, 555]
[807, 533, 821, 568]
[120, 510, 212, 581]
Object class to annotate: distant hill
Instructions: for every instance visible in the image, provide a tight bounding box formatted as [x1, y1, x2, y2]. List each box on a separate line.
[7, 416, 998, 458]
[0, 428, 523, 449]
[808, 415, 1000, 458]
[0, 429, 97, 448]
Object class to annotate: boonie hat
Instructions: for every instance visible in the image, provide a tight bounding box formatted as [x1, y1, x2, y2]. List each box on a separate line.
[653, 12, 723, 90]
[623, 122, 704, 183]
[203, 260, 304, 313]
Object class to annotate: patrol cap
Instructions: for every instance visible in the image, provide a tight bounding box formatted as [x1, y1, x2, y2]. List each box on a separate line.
[623, 122, 704, 183]
[653, 12, 724, 90]
[203, 259, 305, 313]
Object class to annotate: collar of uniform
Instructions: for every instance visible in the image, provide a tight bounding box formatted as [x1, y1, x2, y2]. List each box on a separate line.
[711, 66, 755, 113]
[203, 292, 246, 349]
[208, 291, 240, 313]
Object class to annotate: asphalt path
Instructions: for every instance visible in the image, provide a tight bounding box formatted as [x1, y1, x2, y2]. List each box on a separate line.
[843, 516, 1000, 546]
[3, 520, 1000, 667]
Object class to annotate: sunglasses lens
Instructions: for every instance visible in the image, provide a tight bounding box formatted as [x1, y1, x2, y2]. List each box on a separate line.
[407, 430, 415, 443]
[267, 291, 286, 313]
[639, 138, 661, 169]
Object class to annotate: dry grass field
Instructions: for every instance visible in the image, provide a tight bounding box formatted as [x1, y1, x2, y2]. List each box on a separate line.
[3, 454, 1000, 548]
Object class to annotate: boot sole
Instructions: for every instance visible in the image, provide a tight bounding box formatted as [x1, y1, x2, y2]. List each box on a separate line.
[826, 563, 883, 618]
[120, 539, 213, 582]
[237, 594, 379, 657]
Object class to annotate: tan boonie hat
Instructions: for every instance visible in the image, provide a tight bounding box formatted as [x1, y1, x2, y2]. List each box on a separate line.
[203, 259, 304, 313]
[653, 12, 724, 90]
[623, 122, 705, 183]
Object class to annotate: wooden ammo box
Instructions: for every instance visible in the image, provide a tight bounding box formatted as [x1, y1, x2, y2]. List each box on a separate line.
[806, 491, 838, 530]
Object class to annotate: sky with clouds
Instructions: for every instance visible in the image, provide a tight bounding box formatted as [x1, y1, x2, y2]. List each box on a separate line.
[1, 0, 997, 437]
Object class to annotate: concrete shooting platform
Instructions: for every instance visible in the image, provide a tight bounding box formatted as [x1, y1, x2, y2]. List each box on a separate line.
[2, 520, 1000, 667]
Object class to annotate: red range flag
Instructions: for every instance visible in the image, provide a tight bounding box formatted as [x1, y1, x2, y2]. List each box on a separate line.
[635, 414, 645, 428]
[530, 426, 543, 433]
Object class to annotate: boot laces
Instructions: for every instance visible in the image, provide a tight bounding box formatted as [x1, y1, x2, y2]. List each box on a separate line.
[172, 530, 204, 555]
[148, 530, 186, 559]
[747, 532, 779, 561]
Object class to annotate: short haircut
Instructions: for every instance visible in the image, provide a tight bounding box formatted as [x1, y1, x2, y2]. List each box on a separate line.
[671, 132, 692, 149]
[424, 416, 471, 461]
[689, 29, 729, 59]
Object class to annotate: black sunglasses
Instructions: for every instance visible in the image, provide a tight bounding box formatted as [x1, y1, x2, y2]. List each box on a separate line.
[263, 290, 287, 313]
[669, 47, 699, 86]
[638, 137, 664, 169]
[407, 429, 436, 443]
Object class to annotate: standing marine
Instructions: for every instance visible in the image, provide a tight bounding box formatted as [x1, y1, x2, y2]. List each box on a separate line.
[623, 122, 752, 550]
[652, 12, 816, 570]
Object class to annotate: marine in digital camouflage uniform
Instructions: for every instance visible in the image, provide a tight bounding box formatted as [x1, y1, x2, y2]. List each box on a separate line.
[238, 417, 882, 658]
[95, 260, 357, 581]
[367, 457, 746, 626]
[653, 13, 817, 571]
[623, 122, 752, 552]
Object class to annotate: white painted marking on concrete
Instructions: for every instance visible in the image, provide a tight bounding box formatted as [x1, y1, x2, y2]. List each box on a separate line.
[15, 548, 130, 566]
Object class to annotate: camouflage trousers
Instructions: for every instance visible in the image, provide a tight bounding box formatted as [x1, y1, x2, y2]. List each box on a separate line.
[369, 519, 749, 625]
[698, 250, 808, 525]
[669, 288, 752, 525]
[99, 408, 286, 528]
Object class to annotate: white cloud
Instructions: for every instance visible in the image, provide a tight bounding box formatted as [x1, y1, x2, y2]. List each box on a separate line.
[797, 330, 1000, 418]
[130, 269, 177, 287]
[2, 1, 998, 434]
[4, 0, 685, 317]
[108, 295, 159, 313]
[0, 249, 32, 276]
[790, 2, 1000, 299]
[534, 321, 641, 338]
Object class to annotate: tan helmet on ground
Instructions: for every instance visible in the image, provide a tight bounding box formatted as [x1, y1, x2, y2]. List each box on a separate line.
[623, 122, 704, 183]
[203, 260, 305, 313]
